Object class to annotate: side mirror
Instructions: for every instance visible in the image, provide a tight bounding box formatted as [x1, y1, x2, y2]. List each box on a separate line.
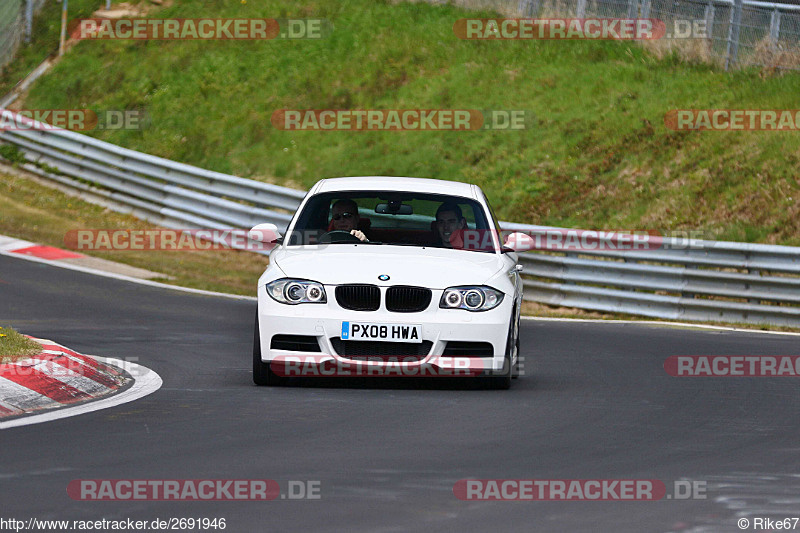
[249, 223, 282, 243]
[502, 232, 535, 252]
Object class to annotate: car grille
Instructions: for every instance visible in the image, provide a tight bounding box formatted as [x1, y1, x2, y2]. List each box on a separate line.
[442, 341, 494, 357]
[270, 335, 321, 352]
[330, 338, 433, 362]
[335, 284, 380, 311]
[385, 286, 432, 313]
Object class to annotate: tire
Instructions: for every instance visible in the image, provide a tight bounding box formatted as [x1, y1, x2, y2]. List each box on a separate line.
[482, 315, 514, 390]
[253, 312, 284, 386]
[512, 313, 521, 379]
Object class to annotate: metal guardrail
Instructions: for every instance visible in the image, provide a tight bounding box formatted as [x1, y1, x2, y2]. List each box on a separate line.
[1, 109, 799, 326]
[0, 110, 304, 235]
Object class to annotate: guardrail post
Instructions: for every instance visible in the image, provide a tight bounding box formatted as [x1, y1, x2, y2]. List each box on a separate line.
[746, 267, 760, 303]
[640, 0, 651, 20]
[577, 0, 588, 19]
[681, 264, 697, 299]
[627, 0, 639, 19]
[724, 0, 743, 70]
[59, 0, 68, 57]
[704, 0, 715, 43]
[769, 8, 781, 48]
[518, 0, 536, 16]
[24, 0, 34, 43]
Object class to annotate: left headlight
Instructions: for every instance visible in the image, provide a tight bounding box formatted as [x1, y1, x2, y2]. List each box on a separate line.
[439, 286, 504, 312]
[266, 278, 327, 305]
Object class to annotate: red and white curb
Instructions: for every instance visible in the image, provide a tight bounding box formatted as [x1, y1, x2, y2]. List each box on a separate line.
[0, 235, 84, 261]
[0, 337, 162, 429]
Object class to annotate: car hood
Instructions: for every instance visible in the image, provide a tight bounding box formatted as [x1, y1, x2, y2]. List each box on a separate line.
[270, 245, 504, 289]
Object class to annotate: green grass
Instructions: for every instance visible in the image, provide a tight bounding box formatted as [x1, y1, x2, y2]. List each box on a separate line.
[0, 326, 42, 362]
[8, 0, 800, 245]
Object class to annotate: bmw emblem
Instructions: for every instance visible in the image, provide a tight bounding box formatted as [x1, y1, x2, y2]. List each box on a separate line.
[378, 274, 390, 281]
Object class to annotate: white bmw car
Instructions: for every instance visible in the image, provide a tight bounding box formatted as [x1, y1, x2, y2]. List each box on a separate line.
[249, 176, 531, 389]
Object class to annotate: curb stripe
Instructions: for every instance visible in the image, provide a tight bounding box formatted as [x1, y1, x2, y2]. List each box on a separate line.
[46, 354, 120, 388]
[0, 377, 61, 410]
[22, 359, 114, 396]
[9, 244, 83, 260]
[0, 366, 91, 404]
[40, 346, 124, 377]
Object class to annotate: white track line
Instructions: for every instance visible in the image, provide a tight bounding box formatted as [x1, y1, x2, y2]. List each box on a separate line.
[0, 357, 162, 430]
[0, 248, 256, 301]
[522, 316, 800, 336]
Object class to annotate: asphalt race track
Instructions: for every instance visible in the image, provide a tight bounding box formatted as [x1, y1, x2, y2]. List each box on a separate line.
[2, 253, 799, 532]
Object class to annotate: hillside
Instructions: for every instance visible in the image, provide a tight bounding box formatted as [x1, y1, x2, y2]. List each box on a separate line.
[8, 0, 800, 244]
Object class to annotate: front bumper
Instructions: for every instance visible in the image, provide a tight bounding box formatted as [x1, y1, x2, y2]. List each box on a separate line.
[257, 286, 513, 373]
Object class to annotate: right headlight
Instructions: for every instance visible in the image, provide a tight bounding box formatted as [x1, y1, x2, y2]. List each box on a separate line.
[266, 279, 327, 305]
[439, 286, 504, 312]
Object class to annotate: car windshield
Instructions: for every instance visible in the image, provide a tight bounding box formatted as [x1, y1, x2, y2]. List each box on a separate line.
[284, 191, 498, 253]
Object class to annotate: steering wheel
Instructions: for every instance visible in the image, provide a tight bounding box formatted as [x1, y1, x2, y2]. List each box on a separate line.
[319, 230, 363, 244]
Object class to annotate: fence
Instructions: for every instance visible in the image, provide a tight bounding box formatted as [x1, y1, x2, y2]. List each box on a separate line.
[1, 109, 800, 326]
[0, 0, 49, 70]
[428, 0, 800, 69]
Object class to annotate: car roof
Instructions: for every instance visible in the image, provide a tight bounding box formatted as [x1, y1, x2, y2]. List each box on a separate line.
[313, 176, 478, 199]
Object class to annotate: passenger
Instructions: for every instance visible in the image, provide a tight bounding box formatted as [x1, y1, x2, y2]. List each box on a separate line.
[433, 202, 467, 248]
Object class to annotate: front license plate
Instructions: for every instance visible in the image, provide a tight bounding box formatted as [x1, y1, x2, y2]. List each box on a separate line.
[341, 322, 423, 343]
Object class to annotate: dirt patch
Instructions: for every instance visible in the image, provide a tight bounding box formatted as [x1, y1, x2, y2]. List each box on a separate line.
[92, 1, 172, 19]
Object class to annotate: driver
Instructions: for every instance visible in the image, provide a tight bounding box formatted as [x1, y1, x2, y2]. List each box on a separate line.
[329, 199, 369, 242]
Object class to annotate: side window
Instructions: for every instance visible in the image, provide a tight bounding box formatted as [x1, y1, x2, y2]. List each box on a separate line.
[460, 203, 478, 229]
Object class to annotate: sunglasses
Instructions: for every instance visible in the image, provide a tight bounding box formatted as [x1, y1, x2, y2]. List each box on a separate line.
[332, 212, 355, 221]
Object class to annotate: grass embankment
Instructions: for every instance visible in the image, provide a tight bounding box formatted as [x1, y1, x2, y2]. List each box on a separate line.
[0, 326, 42, 363]
[9, 0, 800, 244]
[0, 170, 268, 295]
